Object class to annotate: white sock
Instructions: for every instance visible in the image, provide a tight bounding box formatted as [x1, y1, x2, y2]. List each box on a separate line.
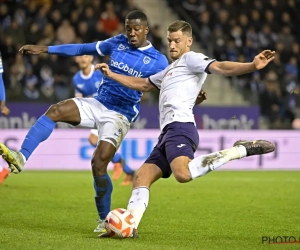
[20, 152, 27, 164]
[188, 145, 247, 179]
[127, 186, 149, 229]
[0, 165, 3, 171]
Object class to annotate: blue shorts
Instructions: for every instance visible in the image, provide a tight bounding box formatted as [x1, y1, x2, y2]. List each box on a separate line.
[145, 122, 199, 178]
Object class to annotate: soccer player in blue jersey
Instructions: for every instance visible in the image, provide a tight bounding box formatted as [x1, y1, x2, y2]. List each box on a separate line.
[74, 55, 136, 185]
[0, 10, 168, 234]
[0, 51, 10, 184]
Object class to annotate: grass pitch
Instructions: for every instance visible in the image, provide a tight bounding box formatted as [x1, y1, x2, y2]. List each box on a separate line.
[0, 171, 300, 250]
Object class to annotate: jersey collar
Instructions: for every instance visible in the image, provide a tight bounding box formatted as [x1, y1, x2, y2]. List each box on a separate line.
[80, 65, 94, 80]
[137, 41, 152, 51]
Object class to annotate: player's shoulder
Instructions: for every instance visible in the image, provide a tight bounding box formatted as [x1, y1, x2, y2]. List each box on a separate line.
[109, 34, 128, 45]
[184, 51, 211, 61]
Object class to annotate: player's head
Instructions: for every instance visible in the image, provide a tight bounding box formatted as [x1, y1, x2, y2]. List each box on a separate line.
[75, 55, 94, 70]
[167, 20, 193, 60]
[125, 10, 149, 48]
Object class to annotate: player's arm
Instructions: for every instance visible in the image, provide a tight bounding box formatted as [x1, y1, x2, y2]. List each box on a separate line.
[208, 50, 275, 76]
[94, 63, 156, 92]
[0, 73, 10, 116]
[19, 43, 99, 56]
[19, 36, 119, 57]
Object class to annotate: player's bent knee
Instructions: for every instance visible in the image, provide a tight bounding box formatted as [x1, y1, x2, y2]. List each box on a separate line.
[92, 142, 116, 175]
[45, 103, 62, 121]
[91, 153, 109, 175]
[173, 171, 191, 183]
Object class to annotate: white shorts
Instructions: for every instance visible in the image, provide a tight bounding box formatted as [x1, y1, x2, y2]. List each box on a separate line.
[73, 97, 130, 149]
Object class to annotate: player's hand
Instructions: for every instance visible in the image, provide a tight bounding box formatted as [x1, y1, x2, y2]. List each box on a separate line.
[19, 45, 48, 55]
[1, 104, 10, 116]
[94, 63, 112, 77]
[253, 50, 275, 70]
[195, 90, 207, 105]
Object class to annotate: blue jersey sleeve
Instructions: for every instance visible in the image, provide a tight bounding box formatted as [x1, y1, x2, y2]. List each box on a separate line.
[48, 43, 99, 56]
[0, 73, 5, 101]
[96, 34, 124, 56]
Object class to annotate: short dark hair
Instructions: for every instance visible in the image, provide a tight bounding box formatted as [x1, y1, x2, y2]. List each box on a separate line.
[167, 20, 192, 36]
[126, 10, 148, 25]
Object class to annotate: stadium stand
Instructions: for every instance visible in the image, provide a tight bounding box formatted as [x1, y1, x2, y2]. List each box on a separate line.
[0, 0, 166, 104]
[1, 0, 300, 128]
[166, 0, 300, 129]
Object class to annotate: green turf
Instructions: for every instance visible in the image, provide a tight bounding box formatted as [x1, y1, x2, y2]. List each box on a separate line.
[1, 171, 300, 250]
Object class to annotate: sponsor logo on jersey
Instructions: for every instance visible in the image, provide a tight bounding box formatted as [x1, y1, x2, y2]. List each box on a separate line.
[118, 44, 129, 51]
[143, 56, 151, 64]
[110, 59, 143, 77]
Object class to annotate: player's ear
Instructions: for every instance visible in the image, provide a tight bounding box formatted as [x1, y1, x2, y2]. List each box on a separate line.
[144, 26, 149, 35]
[187, 37, 193, 47]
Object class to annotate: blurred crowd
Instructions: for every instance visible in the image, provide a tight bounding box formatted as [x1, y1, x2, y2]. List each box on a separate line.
[2, 0, 300, 129]
[169, 0, 300, 129]
[0, 0, 166, 103]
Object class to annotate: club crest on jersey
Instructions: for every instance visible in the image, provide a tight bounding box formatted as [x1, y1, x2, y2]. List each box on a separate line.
[143, 56, 151, 64]
[118, 44, 129, 51]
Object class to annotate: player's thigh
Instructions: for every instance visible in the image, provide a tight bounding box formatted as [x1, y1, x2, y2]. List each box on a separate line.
[165, 122, 199, 182]
[166, 136, 196, 183]
[91, 108, 130, 173]
[67, 97, 101, 128]
[144, 146, 172, 179]
[45, 99, 81, 125]
[133, 163, 163, 188]
[97, 109, 130, 151]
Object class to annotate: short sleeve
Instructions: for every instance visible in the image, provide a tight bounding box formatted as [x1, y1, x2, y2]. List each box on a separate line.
[148, 67, 168, 90]
[185, 52, 216, 74]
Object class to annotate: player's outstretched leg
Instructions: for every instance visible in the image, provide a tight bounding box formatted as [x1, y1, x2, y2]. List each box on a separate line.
[0, 100, 81, 174]
[0, 165, 9, 184]
[92, 140, 115, 234]
[188, 139, 275, 179]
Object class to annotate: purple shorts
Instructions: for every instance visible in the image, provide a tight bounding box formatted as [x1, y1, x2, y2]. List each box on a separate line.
[145, 122, 199, 178]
